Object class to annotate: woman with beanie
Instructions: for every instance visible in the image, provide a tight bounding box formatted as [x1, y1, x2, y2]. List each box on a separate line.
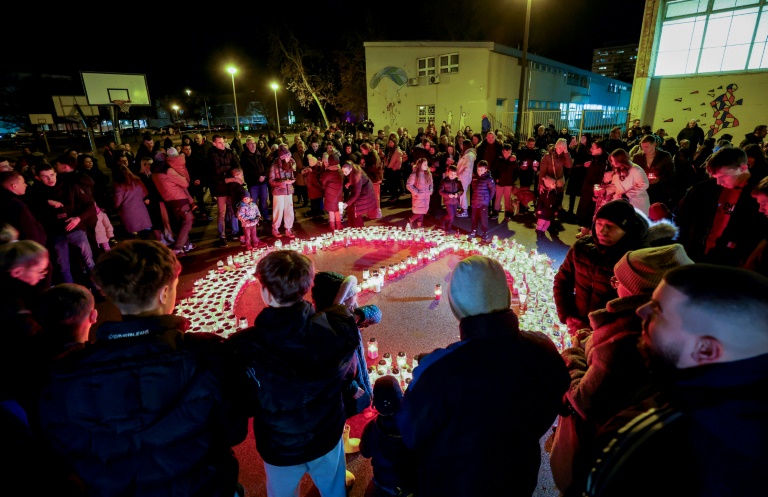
[549, 244, 693, 496]
[554, 199, 651, 335]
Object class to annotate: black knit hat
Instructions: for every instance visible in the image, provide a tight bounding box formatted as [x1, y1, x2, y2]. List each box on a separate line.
[595, 199, 639, 229]
[373, 375, 403, 416]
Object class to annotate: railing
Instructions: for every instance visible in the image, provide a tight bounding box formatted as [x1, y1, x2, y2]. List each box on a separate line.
[489, 109, 629, 142]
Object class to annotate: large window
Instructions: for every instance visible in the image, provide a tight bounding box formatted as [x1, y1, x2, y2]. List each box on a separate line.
[439, 53, 459, 74]
[655, 0, 768, 76]
[417, 104, 435, 124]
[417, 57, 436, 77]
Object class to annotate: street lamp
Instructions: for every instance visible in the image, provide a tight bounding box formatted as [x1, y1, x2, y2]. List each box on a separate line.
[227, 66, 240, 133]
[187, 89, 212, 133]
[172, 104, 179, 122]
[270, 82, 281, 134]
[515, 0, 533, 143]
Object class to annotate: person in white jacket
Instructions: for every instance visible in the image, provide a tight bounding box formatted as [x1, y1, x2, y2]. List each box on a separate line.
[606, 149, 650, 215]
[456, 139, 476, 216]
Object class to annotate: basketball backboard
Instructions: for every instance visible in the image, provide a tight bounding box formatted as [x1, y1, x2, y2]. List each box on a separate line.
[52, 96, 100, 118]
[29, 114, 55, 125]
[81, 72, 151, 106]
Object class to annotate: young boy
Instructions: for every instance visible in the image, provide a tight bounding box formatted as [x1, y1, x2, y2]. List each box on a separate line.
[470, 160, 496, 240]
[35, 283, 97, 358]
[438, 165, 464, 233]
[236, 194, 266, 250]
[360, 375, 418, 497]
[225, 167, 247, 244]
[227, 251, 361, 495]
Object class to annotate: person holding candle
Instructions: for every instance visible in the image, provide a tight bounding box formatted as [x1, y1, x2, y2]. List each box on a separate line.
[406, 158, 434, 228]
[631, 134, 675, 208]
[269, 145, 297, 239]
[227, 253, 363, 496]
[320, 153, 345, 232]
[396, 255, 569, 497]
[576, 140, 612, 239]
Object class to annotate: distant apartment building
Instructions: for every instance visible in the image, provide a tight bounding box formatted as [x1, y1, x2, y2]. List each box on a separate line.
[592, 44, 639, 83]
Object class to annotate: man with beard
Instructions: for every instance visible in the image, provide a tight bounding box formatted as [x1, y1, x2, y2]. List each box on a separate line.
[584, 264, 768, 497]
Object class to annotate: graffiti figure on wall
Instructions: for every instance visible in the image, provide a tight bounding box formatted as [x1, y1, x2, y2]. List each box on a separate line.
[458, 107, 469, 133]
[369, 66, 408, 127]
[444, 109, 454, 126]
[707, 84, 743, 138]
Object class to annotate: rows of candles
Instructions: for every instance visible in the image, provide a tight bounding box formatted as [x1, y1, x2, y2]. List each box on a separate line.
[172, 225, 571, 350]
[366, 339, 420, 391]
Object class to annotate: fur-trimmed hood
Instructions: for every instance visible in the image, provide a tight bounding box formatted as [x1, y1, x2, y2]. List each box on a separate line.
[647, 218, 680, 247]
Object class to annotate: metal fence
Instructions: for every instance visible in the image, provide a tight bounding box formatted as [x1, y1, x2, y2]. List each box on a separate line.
[490, 109, 629, 141]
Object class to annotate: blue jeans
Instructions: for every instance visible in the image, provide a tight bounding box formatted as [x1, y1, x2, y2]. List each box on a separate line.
[52, 229, 95, 284]
[250, 183, 270, 220]
[216, 196, 239, 238]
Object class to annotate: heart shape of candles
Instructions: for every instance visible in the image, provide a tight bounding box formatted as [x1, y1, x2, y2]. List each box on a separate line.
[173, 226, 569, 349]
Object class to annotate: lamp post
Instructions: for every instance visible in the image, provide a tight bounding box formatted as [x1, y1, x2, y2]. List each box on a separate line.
[227, 66, 240, 133]
[515, 0, 533, 143]
[172, 105, 179, 122]
[270, 82, 281, 134]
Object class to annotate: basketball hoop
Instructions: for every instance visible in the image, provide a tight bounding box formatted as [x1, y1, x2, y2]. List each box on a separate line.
[112, 99, 132, 113]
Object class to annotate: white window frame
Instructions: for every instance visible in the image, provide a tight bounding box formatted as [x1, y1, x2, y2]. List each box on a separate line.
[438, 53, 460, 74]
[417, 104, 436, 124]
[417, 57, 436, 77]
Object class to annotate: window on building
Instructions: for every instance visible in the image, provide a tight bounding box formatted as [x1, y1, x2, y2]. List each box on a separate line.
[417, 57, 436, 76]
[656, 2, 768, 75]
[417, 104, 436, 124]
[599, 66, 608, 70]
[439, 53, 459, 74]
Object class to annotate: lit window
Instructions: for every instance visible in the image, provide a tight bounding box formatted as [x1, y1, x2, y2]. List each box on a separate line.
[438, 53, 459, 74]
[417, 104, 436, 124]
[417, 57, 436, 77]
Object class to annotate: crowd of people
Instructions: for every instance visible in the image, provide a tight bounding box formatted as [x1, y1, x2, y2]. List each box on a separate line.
[1, 116, 768, 497]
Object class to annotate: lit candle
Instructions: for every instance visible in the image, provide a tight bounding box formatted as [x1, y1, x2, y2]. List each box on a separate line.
[274, 239, 282, 249]
[382, 352, 392, 367]
[367, 337, 379, 359]
[216, 260, 225, 274]
[396, 351, 407, 368]
[238, 316, 249, 329]
[435, 284, 443, 300]
[377, 359, 388, 376]
[362, 269, 370, 280]
[412, 354, 420, 369]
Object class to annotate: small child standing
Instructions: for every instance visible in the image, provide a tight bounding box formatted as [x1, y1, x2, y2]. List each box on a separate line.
[94, 204, 117, 252]
[438, 165, 463, 233]
[470, 160, 496, 241]
[536, 176, 559, 233]
[406, 158, 433, 228]
[359, 376, 418, 497]
[236, 195, 265, 250]
[320, 154, 345, 231]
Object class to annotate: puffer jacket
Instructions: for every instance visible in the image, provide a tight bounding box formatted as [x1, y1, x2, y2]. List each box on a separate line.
[152, 163, 190, 202]
[406, 170, 433, 215]
[269, 157, 296, 196]
[439, 176, 464, 206]
[345, 169, 378, 214]
[227, 301, 360, 466]
[470, 171, 496, 208]
[321, 166, 344, 212]
[39, 315, 248, 497]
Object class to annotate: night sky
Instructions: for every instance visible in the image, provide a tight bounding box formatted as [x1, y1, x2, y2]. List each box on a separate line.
[9, 0, 646, 100]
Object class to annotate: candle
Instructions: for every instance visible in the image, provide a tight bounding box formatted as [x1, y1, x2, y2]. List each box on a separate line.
[368, 337, 379, 359]
[435, 284, 443, 300]
[412, 354, 420, 369]
[274, 239, 282, 249]
[362, 269, 370, 280]
[382, 352, 392, 367]
[396, 351, 407, 368]
[216, 260, 225, 274]
[238, 316, 248, 329]
[377, 359, 388, 376]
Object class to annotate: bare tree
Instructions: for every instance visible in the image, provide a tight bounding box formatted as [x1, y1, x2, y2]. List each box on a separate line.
[271, 31, 337, 129]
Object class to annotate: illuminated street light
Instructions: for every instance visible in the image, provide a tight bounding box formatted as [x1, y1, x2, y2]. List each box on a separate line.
[515, 0, 533, 143]
[187, 89, 211, 133]
[270, 82, 281, 134]
[227, 66, 240, 133]
[172, 104, 179, 122]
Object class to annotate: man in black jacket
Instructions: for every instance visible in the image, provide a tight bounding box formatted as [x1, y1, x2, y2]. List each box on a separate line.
[39, 240, 249, 497]
[208, 134, 241, 247]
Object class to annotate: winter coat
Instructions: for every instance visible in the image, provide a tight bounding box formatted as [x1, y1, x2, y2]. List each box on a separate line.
[607, 164, 650, 215]
[539, 150, 572, 192]
[549, 294, 657, 495]
[439, 176, 464, 206]
[406, 170, 433, 215]
[516, 147, 541, 187]
[677, 124, 705, 150]
[227, 301, 360, 466]
[553, 220, 650, 329]
[536, 188, 560, 221]
[631, 149, 675, 206]
[320, 166, 344, 212]
[566, 144, 590, 197]
[208, 146, 240, 196]
[457, 148, 476, 185]
[476, 139, 503, 169]
[470, 171, 496, 208]
[673, 174, 768, 266]
[31, 172, 96, 236]
[239, 149, 266, 187]
[492, 155, 519, 187]
[396, 310, 569, 497]
[269, 157, 296, 196]
[383, 146, 403, 172]
[345, 169, 378, 215]
[304, 165, 324, 200]
[94, 209, 114, 244]
[360, 414, 418, 494]
[152, 164, 190, 202]
[39, 315, 248, 497]
[113, 181, 153, 233]
[237, 201, 261, 228]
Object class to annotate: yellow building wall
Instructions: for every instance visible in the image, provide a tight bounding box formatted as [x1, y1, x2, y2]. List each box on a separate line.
[643, 72, 768, 141]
